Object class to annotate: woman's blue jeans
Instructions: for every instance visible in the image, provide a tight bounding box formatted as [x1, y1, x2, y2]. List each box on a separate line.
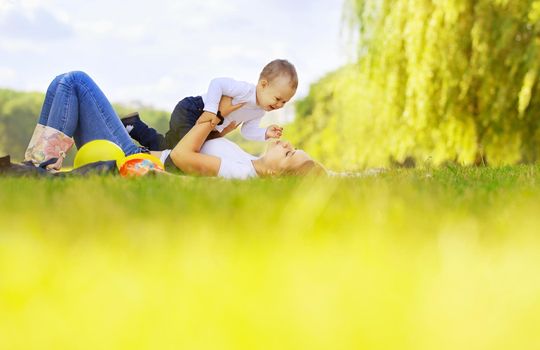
[38, 71, 140, 155]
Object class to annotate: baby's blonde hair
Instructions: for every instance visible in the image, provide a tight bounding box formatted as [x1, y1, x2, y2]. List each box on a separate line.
[259, 59, 298, 90]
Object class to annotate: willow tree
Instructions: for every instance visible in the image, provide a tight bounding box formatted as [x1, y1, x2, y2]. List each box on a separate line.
[289, 0, 540, 169]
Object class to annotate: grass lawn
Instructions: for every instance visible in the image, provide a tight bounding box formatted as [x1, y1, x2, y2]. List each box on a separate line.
[1, 166, 540, 350]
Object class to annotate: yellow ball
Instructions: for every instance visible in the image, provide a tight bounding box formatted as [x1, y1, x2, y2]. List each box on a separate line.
[74, 139, 125, 168]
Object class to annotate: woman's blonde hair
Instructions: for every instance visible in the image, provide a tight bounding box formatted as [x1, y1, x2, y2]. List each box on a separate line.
[282, 159, 327, 177]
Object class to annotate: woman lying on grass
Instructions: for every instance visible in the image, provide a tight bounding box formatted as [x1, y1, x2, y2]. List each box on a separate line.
[21, 71, 324, 179]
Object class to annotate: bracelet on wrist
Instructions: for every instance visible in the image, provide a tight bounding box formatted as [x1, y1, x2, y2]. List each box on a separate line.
[216, 111, 224, 125]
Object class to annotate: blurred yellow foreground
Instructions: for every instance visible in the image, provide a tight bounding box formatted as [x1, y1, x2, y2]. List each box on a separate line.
[1, 169, 539, 350]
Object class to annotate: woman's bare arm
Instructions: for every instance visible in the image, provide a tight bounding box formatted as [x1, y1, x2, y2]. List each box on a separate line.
[170, 112, 221, 176]
[169, 98, 245, 176]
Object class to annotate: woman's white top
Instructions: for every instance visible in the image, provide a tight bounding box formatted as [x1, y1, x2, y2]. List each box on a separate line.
[161, 138, 258, 179]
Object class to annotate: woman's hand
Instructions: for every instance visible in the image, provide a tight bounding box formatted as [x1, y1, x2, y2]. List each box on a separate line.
[219, 96, 245, 117]
[196, 96, 245, 125]
[196, 111, 220, 125]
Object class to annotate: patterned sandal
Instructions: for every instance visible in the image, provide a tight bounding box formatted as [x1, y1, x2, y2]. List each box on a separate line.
[24, 124, 74, 171]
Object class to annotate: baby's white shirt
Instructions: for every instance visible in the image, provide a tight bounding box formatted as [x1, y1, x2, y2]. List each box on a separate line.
[201, 77, 266, 141]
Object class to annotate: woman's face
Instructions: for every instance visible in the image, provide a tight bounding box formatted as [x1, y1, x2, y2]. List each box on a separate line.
[262, 140, 312, 174]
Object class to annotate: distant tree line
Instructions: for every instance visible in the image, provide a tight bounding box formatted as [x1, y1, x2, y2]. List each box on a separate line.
[0, 88, 264, 164]
[0, 88, 169, 163]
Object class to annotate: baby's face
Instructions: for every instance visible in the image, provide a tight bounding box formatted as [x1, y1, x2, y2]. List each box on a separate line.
[256, 75, 296, 112]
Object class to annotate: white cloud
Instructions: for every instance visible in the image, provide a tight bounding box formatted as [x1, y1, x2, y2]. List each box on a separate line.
[0, 5, 72, 39]
[0, 0, 349, 110]
[112, 75, 179, 108]
[0, 66, 17, 85]
[0, 38, 44, 53]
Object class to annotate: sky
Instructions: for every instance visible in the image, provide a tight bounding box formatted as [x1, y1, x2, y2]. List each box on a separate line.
[0, 0, 350, 115]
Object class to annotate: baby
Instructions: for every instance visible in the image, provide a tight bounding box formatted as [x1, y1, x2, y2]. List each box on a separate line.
[123, 59, 298, 151]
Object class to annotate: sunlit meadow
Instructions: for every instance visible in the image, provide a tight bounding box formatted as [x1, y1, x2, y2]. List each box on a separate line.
[1, 166, 540, 350]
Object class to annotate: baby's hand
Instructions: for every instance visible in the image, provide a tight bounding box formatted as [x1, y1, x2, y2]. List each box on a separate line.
[265, 125, 283, 139]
